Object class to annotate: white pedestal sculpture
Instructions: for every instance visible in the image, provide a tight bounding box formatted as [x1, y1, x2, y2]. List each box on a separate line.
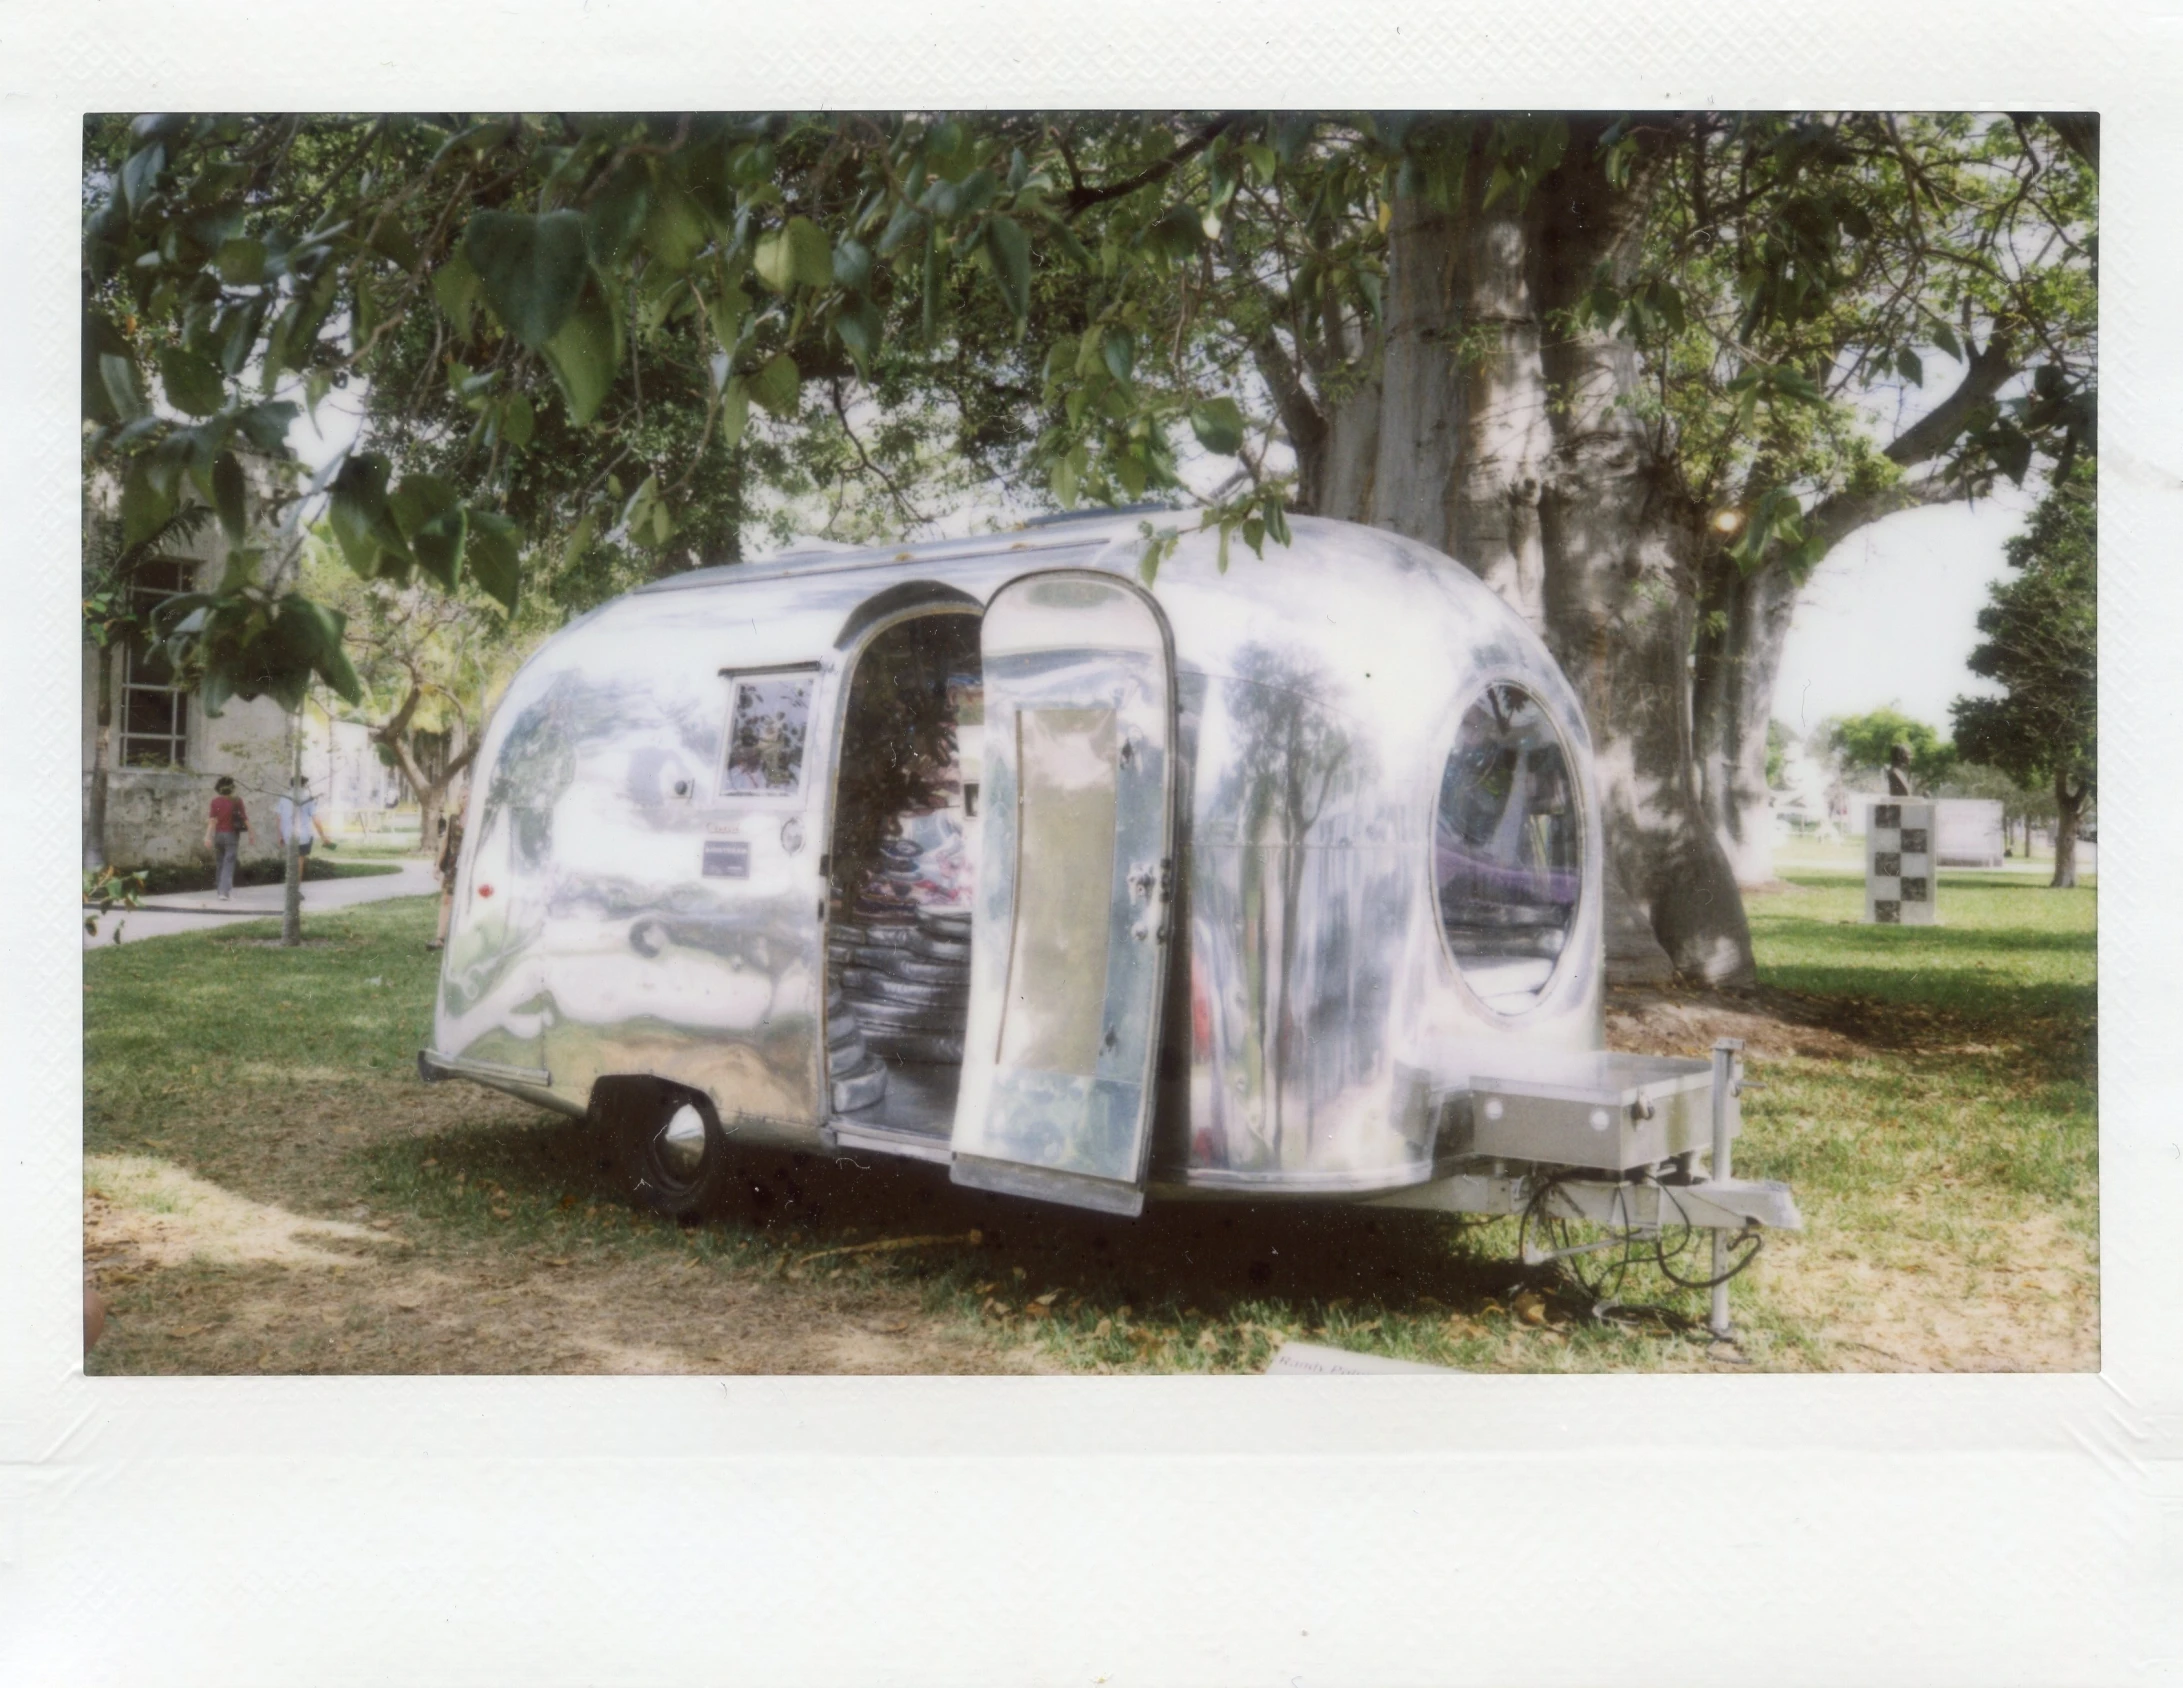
[1865, 800, 1937, 925]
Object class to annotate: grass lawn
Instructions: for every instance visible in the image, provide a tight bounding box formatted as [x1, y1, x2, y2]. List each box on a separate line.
[82, 869, 2096, 1375]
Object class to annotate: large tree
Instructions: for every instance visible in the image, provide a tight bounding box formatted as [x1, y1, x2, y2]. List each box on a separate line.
[82, 111, 2096, 983]
[1951, 475, 2096, 888]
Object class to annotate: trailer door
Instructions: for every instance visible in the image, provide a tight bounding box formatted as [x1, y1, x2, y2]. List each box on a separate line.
[950, 571, 1178, 1216]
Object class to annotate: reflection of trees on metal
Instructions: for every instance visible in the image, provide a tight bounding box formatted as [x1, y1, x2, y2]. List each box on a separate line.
[1435, 683, 1580, 1011]
[723, 677, 812, 792]
[1209, 645, 1362, 1160]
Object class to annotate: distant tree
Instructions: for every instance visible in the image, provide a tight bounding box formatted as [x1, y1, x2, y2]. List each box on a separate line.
[1822, 707, 1957, 791]
[1765, 719, 1794, 790]
[1951, 476, 2095, 886]
[304, 537, 543, 851]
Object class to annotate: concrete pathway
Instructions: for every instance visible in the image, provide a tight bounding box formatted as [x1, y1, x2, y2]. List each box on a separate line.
[85, 859, 441, 949]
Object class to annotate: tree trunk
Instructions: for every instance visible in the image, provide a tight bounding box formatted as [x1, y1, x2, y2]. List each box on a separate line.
[1310, 123, 1754, 985]
[2050, 772, 2082, 889]
[1693, 554, 1801, 887]
[417, 783, 444, 862]
[282, 710, 304, 947]
[86, 644, 114, 872]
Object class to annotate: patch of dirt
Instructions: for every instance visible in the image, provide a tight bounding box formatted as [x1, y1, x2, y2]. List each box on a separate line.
[83, 1150, 1049, 1376]
[85, 1154, 399, 1269]
[1606, 982, 1868, 1062]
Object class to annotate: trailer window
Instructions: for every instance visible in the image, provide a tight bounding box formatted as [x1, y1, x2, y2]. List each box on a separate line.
[1434, 683, 1580, 1011]
[721, 672, 814, 795]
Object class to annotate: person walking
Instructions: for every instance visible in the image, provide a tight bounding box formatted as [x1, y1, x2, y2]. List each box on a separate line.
[275, 783, 338, 873]
[427, 790, 468, 952]
[203, 775, 256, 899]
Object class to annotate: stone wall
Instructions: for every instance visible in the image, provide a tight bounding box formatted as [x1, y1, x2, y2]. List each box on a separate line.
[85, 691, 295, 869]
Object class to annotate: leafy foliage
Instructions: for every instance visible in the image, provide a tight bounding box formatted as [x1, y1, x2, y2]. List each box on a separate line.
[1822, 707, 1958, 789]
[83, 111, 2096, 745]
[1950, 475, 2096, 800]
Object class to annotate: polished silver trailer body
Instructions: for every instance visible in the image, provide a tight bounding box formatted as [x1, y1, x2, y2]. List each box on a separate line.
[421, 512, 1795, 1243]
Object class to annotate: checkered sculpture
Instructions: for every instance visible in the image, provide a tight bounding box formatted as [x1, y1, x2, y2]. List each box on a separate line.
[1866, 800, 1937, 925]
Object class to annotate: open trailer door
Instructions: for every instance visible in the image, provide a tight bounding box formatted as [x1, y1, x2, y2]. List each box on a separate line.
[949, 570, 1178, 1216]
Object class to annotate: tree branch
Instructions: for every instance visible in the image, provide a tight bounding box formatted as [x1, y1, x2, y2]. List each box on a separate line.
[1883, 332, 2017, 469]
[1063, 116, 1238, 218]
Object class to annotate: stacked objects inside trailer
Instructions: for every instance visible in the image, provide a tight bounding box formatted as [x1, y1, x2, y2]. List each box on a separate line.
[827, 615, 984, 1126]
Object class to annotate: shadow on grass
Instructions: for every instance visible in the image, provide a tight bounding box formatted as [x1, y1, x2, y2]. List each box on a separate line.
[374, 1107, 1550, 1326]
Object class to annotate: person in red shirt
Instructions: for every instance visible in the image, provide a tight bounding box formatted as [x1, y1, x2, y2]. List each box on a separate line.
[203, 776, 256, 899]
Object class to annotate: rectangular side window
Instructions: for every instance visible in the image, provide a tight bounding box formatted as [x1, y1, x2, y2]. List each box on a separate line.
[720, 670, 814, 795]
[118, 555, 191, 769]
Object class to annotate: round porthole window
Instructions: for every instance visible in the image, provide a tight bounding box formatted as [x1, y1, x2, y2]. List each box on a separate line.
[1434, 682, 1581, 1013]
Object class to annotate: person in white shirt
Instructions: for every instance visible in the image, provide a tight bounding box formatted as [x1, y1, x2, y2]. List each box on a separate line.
[275, 787, 336, 860]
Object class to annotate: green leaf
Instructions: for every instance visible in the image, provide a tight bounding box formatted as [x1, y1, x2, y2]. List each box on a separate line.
[836, 297, 884, 367]
[500, 391, 534, 451]
[409, 501, 469, 590]
[755, 216, 833, 294]
[432, 250, 482, 338]
[1896, 347, 1924, 387]
[99, 350, 147, 422]
[986, 215, 1031, 323]
[328, 453, 411, 576]
[464, 210, 592, 351]
[1050, 452, 1078, 509]
[157, 345, 226, 418]
[233, 400, 298, 452]
[877, 201, 926, 256]
[315, 640, 363, 705]
[211, 451, 246, 544]
[119, 456, 175, 547]
[1102, 327, 1135, 385]
[584, 161, 652, 267]
[465, 509, 522, 611]
[707, 282, 749, 352]
[1143, 203, 1203, 261]
[541, 288, 623, 427]
[388, 471, 460, 542]
[366, 210, 420, 272]
[921, 227, 942, 343]
[1189, 396, 1245, 456]
[120, 144, 166, 216]
[215, 237, 266, 285]
[832, 237, 874, 293]
[214, 299, 263, 377]
[718, 377, 751, 450]
[83, 311, 134, 423]
[749, 351, 800, 418]
[641, 177, 710, 272]
[1931, 321, 1963, 362]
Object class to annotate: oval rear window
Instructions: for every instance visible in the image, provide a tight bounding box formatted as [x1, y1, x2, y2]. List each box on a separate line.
[1434, 683, 1581, 1012]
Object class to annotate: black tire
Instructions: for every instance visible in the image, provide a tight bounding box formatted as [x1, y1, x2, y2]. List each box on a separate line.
[597, 1077, 735, 1219]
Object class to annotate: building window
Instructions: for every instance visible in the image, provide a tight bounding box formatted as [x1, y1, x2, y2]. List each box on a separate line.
[117, 555, 191, 769]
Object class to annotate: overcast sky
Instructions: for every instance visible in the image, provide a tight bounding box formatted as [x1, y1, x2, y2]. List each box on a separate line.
[1773, 494, 2025, 742]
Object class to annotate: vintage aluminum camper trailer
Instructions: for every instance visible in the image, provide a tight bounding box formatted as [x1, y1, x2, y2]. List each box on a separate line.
[420, 511, 1797, 1302]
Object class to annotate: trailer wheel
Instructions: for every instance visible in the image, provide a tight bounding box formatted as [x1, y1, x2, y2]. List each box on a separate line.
[598, 1078, 734, 1219]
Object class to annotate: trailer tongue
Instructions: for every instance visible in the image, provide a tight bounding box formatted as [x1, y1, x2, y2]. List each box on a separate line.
[1372, 1039, 1800, 1336]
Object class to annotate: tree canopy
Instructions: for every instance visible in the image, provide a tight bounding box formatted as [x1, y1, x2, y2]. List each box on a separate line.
[1951, 473, 2095, 883]
[82, 109, 2097, 978]
[1823, 707, 1958, 789]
